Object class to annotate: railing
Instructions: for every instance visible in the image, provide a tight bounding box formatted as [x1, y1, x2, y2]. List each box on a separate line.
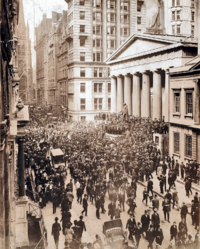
[28, 199, 48, 248]
[28, 201, 42, 218]
[28, 167, 38, 202]
[34, 231, 47, 249]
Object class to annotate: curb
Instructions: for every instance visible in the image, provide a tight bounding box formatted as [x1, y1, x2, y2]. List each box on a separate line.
[176, 179, 200, 193]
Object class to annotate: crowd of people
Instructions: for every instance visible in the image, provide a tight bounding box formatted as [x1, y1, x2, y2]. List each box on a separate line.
[24, 106, 199, 249]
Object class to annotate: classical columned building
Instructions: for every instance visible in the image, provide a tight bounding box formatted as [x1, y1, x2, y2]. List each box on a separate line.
[106, 33, 197, 122]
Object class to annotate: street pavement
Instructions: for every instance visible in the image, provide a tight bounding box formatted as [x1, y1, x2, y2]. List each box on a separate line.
[42, 169, 198, 249]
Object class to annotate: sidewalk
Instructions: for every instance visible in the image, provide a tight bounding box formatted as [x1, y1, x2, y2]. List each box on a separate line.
[137, 170, 198, 211]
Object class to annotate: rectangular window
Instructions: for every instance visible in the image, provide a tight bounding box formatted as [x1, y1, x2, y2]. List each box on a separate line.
[137, 4, 142, 11]
[110, 0, 115, 9]
[172, 11, 175, 21]
[80, 0, 85, 6]
[174, 92, 180, 112]
[108, 83, 111, 93]
[93, 0, 101, 7]
[93, 12, 96, 21]
[108, 98, 111, 110]
[99, 68, 102, 77]
[93, 53, 95, 62]
[191, 25, 194, 35]
[111, 27, 115, 35]
[80, 68, 85, 77]
[80, 52, 85, 61]
[124, 2, 129, 10]
[80, 25, 85, 33]
[172, 0, 175, 6]
[177, 10, 181, 20]
[191, 0, 195, 7]
[93, 40, 95, 47]
[97, 52, 101, 62]
[80, 83, 85, 93]
[94, 68, 98, 77]
[174, 132, 180, 154]
[93, 26, 96, 34]
[80, 98, 86, 110]
[96, 26, 101, 34]
[81, 116, 86, 121]
[124, 28, 129, 36]
[111, 13, 115, 22]
[172, 25, 175, 35]
[80, 38, 85, 47]
[176, 0, 180, 6]
[96, 39, 101, 47]
[111, 40, 115, 48]
[94, 83, 103, 93]
[177, 25, 181, 34]
[94, 98, 103, 110]
[191, 11, 195, 21]
[137, 17, 141, 24]
[186, 92, 193, 114]
[80, 11, 85, 20]
[96, 13, 101, 21]
[124, 15, 129, 24]
[185, 135, 192, 157]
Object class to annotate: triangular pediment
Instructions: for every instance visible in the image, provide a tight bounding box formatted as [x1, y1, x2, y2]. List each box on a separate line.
[118, 39, 168, 60]
[106, 34, 181, 63]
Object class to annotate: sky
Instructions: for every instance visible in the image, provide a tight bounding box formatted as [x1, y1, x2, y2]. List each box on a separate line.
[22, 0, 68, 66]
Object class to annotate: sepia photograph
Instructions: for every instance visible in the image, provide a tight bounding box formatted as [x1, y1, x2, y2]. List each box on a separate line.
[0, 0, 200, 248]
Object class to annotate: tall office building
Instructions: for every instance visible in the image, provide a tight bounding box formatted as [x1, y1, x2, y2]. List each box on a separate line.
[65, 0, 146, 121]
[164, 0, 195, 37]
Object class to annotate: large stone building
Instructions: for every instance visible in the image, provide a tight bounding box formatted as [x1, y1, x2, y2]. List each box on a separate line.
[57, 12, 69, 107]
[169, 56, 200, 164]
[65, 0, 147, 121]
[106, 33, 197, 122]
[168, 0, 200, 164]
[17, 0, 33, 104]
[0, 0, 30, 248]
[35, 14, 52, 105]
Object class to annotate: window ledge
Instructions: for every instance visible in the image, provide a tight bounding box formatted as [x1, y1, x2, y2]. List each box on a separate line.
[184, 156, 193, 161]
[184, 114, 193, 119]
[173, 153, 180, 158]
[173, 112, 181, 117]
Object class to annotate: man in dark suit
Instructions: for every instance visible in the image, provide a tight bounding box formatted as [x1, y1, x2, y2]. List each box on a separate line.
[135, 222, 142, 248]
[147, 179, 153, 197]
[96, 196, 101, 219]
[81, 194, 88, 216]
[151, 208, 160, 230]
[77, 216, 86, 239]
[51, 217, 61, 249]
[170, 221, 178, 242]
[141, 210, 150, 237]
[162, 197, 170, 222]
[126, 213, 136, 241]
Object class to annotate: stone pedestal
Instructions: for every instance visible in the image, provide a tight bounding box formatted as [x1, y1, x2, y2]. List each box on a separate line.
[15, 196, 29, 247]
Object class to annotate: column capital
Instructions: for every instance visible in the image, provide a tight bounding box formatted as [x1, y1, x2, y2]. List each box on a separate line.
[153, 68, 163, 74]
[124, 73, 131, 77]
[142, 70, 151, 75]
[117, 74, 123, 78]
[133, 71, 141, 76]
[110, 75, 117, 79]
